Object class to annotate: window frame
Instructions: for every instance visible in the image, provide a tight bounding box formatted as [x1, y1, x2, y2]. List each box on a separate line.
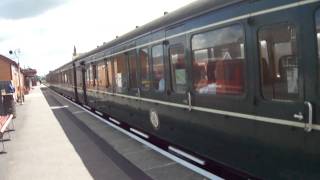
[113, 53, 129, 93]
[151, 43, 166, 92]
[139, 47, 151, 91]
[168, 43, 187, 94]
[257, 22, 301, 102]
[127, 50, 138, 90]
[190, 23, 247, 99]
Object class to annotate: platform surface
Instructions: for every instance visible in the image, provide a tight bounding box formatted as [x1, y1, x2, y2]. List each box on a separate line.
[0, 86, 209, 180]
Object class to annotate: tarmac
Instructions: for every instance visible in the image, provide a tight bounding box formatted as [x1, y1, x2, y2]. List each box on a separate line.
[0, 85, 210, 180]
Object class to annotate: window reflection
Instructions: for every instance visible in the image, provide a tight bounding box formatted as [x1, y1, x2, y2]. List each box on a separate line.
[114, 54, 128, 93]
[169, 45, 187, 93]
[128, 51, 137, 89]
[152, 45, 165, 92]
[140, 48, 150, 90]
[258, 24, 298, 100]
[191, 25, 245, 95]
[96, 61, 107, 88]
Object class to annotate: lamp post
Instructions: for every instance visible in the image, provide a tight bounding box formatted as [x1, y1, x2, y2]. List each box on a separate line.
[9, 49, 23, 105]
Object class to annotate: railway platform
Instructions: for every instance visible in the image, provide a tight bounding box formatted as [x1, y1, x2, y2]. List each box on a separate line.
[0, 85, 213, 180]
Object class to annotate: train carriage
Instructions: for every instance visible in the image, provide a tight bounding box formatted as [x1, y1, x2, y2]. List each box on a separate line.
[46, 0, 320, 179]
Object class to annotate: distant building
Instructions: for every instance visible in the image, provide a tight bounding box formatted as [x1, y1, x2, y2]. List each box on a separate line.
[21, 68, 37, 94]
[0, 55, 25, 100]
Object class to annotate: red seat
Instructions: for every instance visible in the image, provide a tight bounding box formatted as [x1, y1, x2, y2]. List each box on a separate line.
[0, 114, 14, 153]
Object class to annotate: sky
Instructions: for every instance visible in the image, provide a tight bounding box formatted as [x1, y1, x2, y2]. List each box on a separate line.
[0, 0, 196, 76]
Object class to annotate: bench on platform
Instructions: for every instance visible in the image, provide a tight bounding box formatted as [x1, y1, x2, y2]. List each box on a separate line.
[0, 114, 14, 153]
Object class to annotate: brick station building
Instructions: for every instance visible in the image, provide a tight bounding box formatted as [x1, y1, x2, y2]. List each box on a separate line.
[21, 68, 37, 94]
[0, 54, 25, 101]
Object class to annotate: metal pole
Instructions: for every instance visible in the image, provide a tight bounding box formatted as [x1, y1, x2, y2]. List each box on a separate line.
[9, 49, 22, 105]
[17, 58, 22, 105]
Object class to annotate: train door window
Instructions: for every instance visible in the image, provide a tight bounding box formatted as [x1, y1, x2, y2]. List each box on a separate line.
[113, 54, 128, 93]
[258, 24, 298, 100]
[69, 69, 73, 85]
[77, 66, 82, 86]
[92, 64, 97, 87]
[140, 48, 150, 90]
[152, 44, 165, 92]
[191, 24, 245, 95]
[128, 51, 137, 89]
[97, 61, 107, 88]
[169, 44, 187, 93]
[107, 60, 113, 90]
[86, 65, 91, 88]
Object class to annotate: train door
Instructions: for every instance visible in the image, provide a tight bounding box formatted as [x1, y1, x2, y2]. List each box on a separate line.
[164, 33, 190, 105]
[251, 10, 309, 131]
[250, 8, 310, 178]
[127, 50, 139, 96]
[139, 30, 167, 101]
[301, 5, 320, 179]
[72, 63, 79, 102]
[81, 62, 88, 105]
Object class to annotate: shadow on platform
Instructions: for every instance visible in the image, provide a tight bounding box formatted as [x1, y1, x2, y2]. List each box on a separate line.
[40, 87, 152, 180]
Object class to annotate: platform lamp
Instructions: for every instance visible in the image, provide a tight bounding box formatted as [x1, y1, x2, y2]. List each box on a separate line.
[9, 49, 23, 105]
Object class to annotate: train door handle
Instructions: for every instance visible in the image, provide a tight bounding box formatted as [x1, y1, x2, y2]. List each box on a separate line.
[293, 102, 313, 132]
[293, 112, 303, 121]
[304, 101, 313, 132]
[187, 92, 192, 111]
[136, 88, 141, 98]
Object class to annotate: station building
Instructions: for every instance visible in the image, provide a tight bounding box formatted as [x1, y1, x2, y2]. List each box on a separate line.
[0, 54, 25, 100]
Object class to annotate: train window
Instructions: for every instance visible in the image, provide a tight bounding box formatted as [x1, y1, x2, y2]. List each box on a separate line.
[152, 45, 165, 92]
[97, 62, 107, 88]
[169, 44, 187, 93]
[92, 64, 97, 87]
[140, 48, 150, 90]
[86, 65, 92, 88]
[191, 24, 245, 95]
[258, 24, 298, 100]
[113, 54, 128, 93]
[76, 66, 82, 86]
[128, 51, 137, 89]
[107, 60, 113, 89]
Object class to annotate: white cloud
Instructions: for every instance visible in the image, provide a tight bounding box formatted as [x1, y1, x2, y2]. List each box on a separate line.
[0, 0, 196, 75]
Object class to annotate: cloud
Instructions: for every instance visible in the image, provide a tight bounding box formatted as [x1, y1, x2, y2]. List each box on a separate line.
[0, 0, 69, 19]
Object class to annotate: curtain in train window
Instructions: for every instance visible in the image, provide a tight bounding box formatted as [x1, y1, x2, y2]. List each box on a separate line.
[113, 54, 128, 93]
[128, 51, 137, 89]
[258, 24, 298, 100]
[140, 48, 150, 90]
[169, 44, 187, 93]
[191, 24, 245, 95]
[152, 45, 165, 92]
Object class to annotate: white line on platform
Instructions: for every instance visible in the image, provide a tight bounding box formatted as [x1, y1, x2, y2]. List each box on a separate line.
[50, 105, 69, 110]
[109, 117, 121, 125]
[129, 128, 149, 139]
[72, 110, 86, 114]
[168, 146, 205, 166]
[95, 111, 103, 116]
[49, 88, 223, 180]
[83, 105, 91, 110]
